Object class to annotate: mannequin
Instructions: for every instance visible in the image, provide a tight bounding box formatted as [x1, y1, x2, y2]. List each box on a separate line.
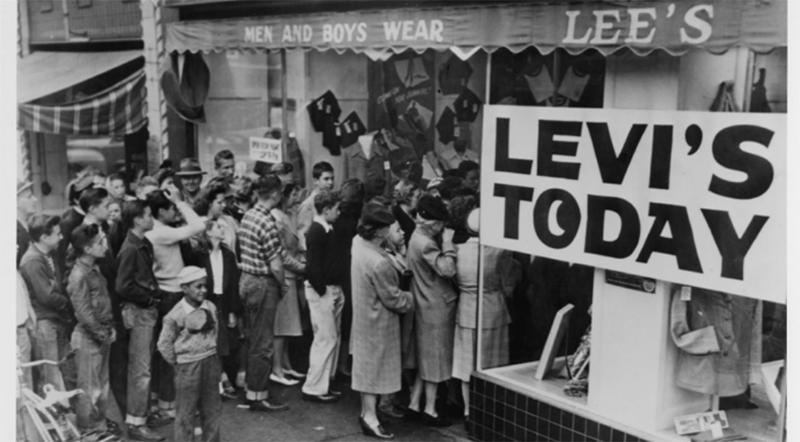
[342, 130, 394, 195]
[670, 286, 760, 398]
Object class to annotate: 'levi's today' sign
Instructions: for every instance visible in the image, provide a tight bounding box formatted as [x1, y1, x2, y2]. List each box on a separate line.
[481, 106, 786, 303]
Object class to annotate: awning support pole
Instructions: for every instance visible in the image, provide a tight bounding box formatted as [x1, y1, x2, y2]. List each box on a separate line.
[281, 49, 289, 158]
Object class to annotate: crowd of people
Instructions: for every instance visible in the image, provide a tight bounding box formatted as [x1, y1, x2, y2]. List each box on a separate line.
[16, 148, 520, 441]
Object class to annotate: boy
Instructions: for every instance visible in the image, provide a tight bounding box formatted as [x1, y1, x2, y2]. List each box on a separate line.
[20, 215, 76, 394]
[146, 185, 206, 419]
[116, 200, 165, 441]
[158, 266, 221, 442]
[297, 161, 335, 250]
[302, 190, 345, 403]
[67, 224, 116, 437]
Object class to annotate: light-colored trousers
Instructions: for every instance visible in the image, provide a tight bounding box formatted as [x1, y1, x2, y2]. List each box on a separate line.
[302, 283, 344, 396]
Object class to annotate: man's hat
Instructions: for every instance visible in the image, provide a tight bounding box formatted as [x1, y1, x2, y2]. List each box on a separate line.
[17, 180, 33, 195]
[417, 194, 450, 221]
[179, 266, 207, 285]
[359, 202, 396, 227]
[174, 158, 207, 177]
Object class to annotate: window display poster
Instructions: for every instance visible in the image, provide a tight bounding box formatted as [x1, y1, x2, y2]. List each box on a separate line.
[481, 106, 786, 303]
[370, 51, 436, 162]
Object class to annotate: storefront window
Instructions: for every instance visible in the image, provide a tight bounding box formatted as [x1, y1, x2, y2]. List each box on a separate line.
[196, 51, 270, 174]
[66, 135, 126, 178]
[475, 47, 786, 441]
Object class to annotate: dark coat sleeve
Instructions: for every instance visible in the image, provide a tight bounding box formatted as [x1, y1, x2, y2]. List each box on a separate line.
[223, 247, 243, 315]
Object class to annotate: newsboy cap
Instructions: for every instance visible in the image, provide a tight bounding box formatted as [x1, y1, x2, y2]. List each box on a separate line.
[179, 266, 207, 285]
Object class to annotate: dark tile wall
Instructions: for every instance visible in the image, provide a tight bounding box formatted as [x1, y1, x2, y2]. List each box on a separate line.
[468, 376, 652, 442]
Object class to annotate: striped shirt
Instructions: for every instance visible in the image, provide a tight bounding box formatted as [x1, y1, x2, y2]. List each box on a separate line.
[237, 203, 284, 276]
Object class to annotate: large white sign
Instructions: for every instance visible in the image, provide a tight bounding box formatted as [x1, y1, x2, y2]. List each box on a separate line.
[249, 136, 283, 163]
[480, 106, 786, 303]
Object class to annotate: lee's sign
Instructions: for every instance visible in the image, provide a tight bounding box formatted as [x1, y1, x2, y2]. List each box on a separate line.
[562, 4, 714, 45]
[481, 106, 786, 303]
[249, 137, 282, 163]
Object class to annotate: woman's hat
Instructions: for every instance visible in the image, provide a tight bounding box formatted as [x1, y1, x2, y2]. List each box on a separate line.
[174, 158, 207, 177]
[417, 194, 449, 221]
[360, 202, 396, 227]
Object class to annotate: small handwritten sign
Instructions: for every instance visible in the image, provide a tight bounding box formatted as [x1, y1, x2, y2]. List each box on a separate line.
[249, 137, 282, 163]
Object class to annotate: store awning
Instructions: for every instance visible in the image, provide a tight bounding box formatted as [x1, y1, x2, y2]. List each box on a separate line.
[165, 1, 786, 57]
[17, 50, 143, 104]
[18, 70, 148, 136]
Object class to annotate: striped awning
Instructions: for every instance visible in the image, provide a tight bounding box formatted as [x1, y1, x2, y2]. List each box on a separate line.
[18, 70, 148, 135]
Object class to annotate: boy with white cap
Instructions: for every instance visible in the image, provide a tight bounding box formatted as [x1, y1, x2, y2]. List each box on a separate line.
[157, 266, 221, 442]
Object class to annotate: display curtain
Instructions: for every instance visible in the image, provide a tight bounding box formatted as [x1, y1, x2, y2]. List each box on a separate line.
[18, 70, 147, 136]
[160, 52, 210, 123]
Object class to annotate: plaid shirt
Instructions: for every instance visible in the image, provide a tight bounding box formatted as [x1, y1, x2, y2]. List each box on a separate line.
[237, 203, 284, 276]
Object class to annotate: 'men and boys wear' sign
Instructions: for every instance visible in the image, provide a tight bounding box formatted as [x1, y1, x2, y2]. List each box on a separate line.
[480, 106, 786, 303]
[166, 1, 785, 56]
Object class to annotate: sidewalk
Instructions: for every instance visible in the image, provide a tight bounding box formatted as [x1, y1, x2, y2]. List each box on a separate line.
[141, 379, 472, 442]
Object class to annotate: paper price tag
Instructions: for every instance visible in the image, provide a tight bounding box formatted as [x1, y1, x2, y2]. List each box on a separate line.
[384, 161, 391, 171]
[709, 422, 724, 439]
[680, 286, 692, 301]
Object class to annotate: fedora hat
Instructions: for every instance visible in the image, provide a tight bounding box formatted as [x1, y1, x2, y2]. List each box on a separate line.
[174, 158, 207, 177]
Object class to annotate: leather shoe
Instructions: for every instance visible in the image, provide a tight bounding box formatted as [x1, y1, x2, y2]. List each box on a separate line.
[399, 405, 422, 421]
[146, 411, 174, 428]
[377, 404, 405, 419]
[421, 412, 452, 427]
[128, 425, 165, 441]
[360, 416, 394, 439]
[302, 393, 342, 404]
[247, 399, 289, 412]
[284, 368, 306, 378]
[270, 373, 300, 386]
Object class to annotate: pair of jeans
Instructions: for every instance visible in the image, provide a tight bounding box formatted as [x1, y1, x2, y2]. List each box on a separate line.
[152, 290, 183, 411]
[174, 356, 222, 442]
[302, 283, 344, 396]
[17, 322, 33, 392]
[33, 319, 76, 394]
[17, 322, 36, 442]
[71, 327, 110, 432]
[109, 332, 129, 417]
[240, 273, 280, 400]
[122, 303, 158, 426]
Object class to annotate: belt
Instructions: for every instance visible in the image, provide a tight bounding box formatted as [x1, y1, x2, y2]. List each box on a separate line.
[243, 272, 275, 279]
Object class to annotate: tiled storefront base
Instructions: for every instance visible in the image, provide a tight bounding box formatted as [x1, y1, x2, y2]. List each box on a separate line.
[468, 375, 652, 442]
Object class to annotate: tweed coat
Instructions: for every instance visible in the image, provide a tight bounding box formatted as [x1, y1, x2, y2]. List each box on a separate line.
[350, 236, 413, 394]
[407, 225, 458, 383]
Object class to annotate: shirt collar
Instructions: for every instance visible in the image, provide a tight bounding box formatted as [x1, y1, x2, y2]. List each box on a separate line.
[179, 297, 211, 315]
[74, 258, 98, 274]
[313, 216, 332, 233]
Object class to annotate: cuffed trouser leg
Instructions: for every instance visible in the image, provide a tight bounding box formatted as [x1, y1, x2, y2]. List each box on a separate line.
[122, 304, 157, 426]
[302, 284, 344, 396]
[175, 356, 222, 442]
[72, 328, 110, 433]
[240, 273, 279, 399]
[108, 332, 128, 417]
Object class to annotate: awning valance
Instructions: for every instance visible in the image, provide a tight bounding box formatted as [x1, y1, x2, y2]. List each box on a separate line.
[165, 1, 786, 57]
[17, 50, 143, 104]
[18, 70, 148, 136]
